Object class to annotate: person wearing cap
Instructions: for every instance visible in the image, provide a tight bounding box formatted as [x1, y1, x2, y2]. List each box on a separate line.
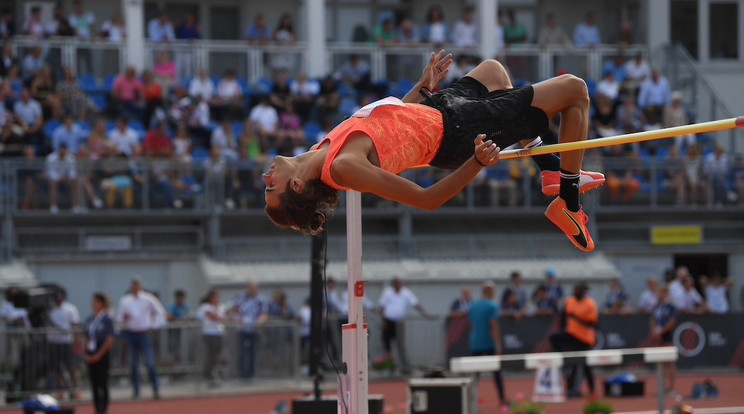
[550, 282, 598, 398]
[116, 278, 167, 399]
[534, 268, 564, 308]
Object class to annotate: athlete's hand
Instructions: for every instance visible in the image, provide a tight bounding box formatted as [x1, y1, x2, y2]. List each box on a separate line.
[419, 49, 453, 91]
[474, 134, 500, 167]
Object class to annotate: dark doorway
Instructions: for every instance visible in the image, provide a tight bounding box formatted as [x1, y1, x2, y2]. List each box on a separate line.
[673, 253, 728, 279]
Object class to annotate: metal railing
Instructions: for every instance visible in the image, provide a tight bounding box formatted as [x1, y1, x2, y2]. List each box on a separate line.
[7, 37, 647, 84]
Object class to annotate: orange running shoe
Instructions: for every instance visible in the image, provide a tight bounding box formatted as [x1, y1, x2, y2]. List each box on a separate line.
[541, 170, 606, 197]
[545, 197, 595, 253]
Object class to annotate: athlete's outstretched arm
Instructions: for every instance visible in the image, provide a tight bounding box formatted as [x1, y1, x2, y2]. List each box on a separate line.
[332, 135, 500, 211]
[401, 49, 453, 104]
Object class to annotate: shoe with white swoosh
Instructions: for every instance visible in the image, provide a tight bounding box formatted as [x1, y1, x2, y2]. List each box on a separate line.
[545, 197, 595, 253]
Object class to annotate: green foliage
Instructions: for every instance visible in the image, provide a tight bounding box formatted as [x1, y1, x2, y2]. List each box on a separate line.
[512, 401, 545, 414]
[584, 400, 615, 414]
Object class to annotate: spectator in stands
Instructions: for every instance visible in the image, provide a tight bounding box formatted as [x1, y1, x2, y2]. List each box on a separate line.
[550, 282, 598, 398]
[596, 71, 620, 103]
[197, 289, 225, 387]
[107, 117, 140, 157]
[573, 11, 601, 48]
[637, 70, 671, 126]
[421, 4, 449, 48]
[270, 71, 292, 113]
[289, 73, 319, 122]
[143, 122, 173, 158]
[47, 288, 81, 400]
[142, 70, 164, 128]
[533, 268, 564, 308]
[46, 6, 75, 37]
[650, 285, 677, 397]
[469, 281, 508, 406]
[669, 266, 689, 305]
[148, 10, 175, 43]
[18, 146, 41, 209]
[270, 13, 298, 72]
[372, 17, 397, 46]
[731, 155, 744, 205]
[664, 91, 695, 150]
[173, 124, 193, 164]
[22, 47, 45, 86]
[52, 114, 86, 155]
[703, 145, 730, 208]
[177, 12, 201, 41]
[13, 87, 44, 150]
[603, 278, 634, 315]
[188, 68, 214, 103]
[249, 97, 279, 145]
[84, 293, 115, 414]
[534, 285, 559, 316]
[398, 18, 420, 45]
[111, 66, 144, 119]
[315, 75, 341, 125]
[624, 52, 651, 95]
[0, 44, 17, 78]
[244, 14, 273, 44]
[665, 146, 688, 205]
[277, 102, 306, 156]
[638, 277, 660, 313]
[69, 1, 95, 40]
[452, 6, 479, 49]
[0, 8, 15, 39]
[684, 144, 707, 206]
[615, 98, 645, 135]
[268, 290, 294, 320]
[46, 143, 80, 214]
[701, 274, 732, 314]
[449, 288, 473, 318]
[117, 278, 167, 399]
[32, 65, 63, 121]
[100, 13, 126, 43]
[23, 6, 45, 39]
[501, 271, 528, 317]
[204, 146, 235, 209]
[212, 69, 244, 121]
[153, 52, 177, 97]
[1, 287, 31, 327]
[187, 96, 210, 147]
[231, 281, 269, 381]
[503, 9, 528, 46]
[538, 13, 573, 50]
[57, 67, 96, 121]
[604, 144, 642, 204]
[335, 54, 371, 94]
[211, 119, 239, 162]
[378, 277, 431, 375]
[678, 276, 706, 314]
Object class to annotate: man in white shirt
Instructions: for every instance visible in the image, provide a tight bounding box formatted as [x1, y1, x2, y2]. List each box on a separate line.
[669, 266, 688, 310]
[107, 117, 141, 157]
[117, 278, 167, 399]
[677, 276, 705, 314]
[213, 70, 244, 121]
[46, 144, 81, 214]
[377, 277, 431, 375]
[452, 6, 479, 49]
[147, 12, 175, 43]
[638, 277, 660, 313]
[703, 275, 731, 314]
[188, 69, 214, 102]
[248, 98, 278, 138]
[47, 288, 81, 399]
[13, 88, 44, 148]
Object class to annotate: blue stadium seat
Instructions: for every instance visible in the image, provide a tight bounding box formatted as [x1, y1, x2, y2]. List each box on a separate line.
[181, 77, 193, 92]
[92, 95, 108, 111]
[232, 121, 244, 141]
[44, 120, 61, 140]
[79, 75, 100, 94]
[391, 79, 414, 98]
[304, 122, 322, 143]
[192, 147, 210, 164]
[586, 80, 598, 100]
[340, 97, 359, 117]
[254, 78, 273, 98]
[104, 75, 117, 93]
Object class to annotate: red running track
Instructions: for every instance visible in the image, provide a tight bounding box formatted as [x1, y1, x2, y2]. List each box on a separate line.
[61, 373, 744, 414]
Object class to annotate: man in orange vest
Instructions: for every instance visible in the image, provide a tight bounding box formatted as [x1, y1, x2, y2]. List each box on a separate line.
[549, 281, 598, 398]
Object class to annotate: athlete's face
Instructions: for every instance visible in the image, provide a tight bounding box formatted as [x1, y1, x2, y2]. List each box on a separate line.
[263, 156, 295, 209]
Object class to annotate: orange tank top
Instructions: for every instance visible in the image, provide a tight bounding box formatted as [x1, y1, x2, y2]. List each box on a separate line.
[319, 97, 444, 191]
[565, 297, 598, 346]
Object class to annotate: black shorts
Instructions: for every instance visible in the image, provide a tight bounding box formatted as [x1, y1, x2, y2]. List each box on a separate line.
[422, 76, 549, 169]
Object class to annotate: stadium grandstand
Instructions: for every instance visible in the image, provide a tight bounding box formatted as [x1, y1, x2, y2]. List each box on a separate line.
[0, 0, 743, 413]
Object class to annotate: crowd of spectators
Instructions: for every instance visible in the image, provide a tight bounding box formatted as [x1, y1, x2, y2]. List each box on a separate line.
[0, 4, 742, 213]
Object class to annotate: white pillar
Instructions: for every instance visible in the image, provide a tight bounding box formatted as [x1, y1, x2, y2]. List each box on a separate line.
[306, 0, 326, 78]
[122, 0, 145, 71]
[478, 0, 498, 60]
[646, 0, 670, 57]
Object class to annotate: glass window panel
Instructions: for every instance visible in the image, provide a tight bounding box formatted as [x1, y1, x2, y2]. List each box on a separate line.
[709, 2, 738, 59]
[670, 0, 699, 59]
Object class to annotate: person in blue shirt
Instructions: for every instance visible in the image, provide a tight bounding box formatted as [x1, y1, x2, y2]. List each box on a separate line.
[244, 14, 273, 44]
[651, 285, 678, 396]
[469, 281, 508, 406]
[52, 114, 86, 155]
[84, 293, 115, 414]
[167, 290, 191, 364]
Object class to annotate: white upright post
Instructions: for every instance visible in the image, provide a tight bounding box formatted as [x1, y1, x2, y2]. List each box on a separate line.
[305, 0, 327, 78]
[478, 0, 498, 60]
[122, 0, 145, 71]
[340, 191, 369, 414]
